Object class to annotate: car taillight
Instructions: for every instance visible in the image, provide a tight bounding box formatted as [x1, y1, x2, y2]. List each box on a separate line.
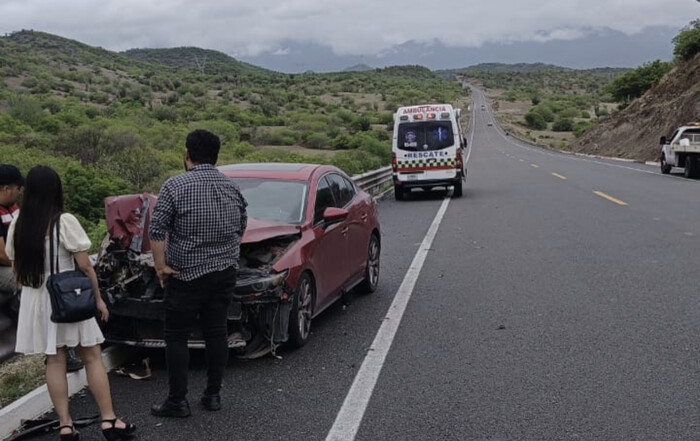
[392, 152, 397, 172]
[455, 151, 463, 169]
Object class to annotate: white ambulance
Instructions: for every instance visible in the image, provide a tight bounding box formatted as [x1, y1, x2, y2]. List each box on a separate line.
[391, 104, 466, 200]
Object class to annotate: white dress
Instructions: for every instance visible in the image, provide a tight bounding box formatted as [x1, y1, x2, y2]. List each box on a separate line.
[6, 213, 105, 355]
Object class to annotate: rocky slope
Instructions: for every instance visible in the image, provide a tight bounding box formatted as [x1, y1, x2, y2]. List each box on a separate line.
[573, 53, 700, 161]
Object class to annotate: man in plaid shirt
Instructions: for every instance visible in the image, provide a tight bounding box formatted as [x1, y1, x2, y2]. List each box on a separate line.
[149, 129, 247, 417]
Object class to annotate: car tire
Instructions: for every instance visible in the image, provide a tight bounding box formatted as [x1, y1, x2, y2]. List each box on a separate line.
[453, 181, 463, 197]
[288, 272, 315, 348]
[357, 234, 380, 294]
[660, 155, 671, 174]
[394, 186, 405, 201]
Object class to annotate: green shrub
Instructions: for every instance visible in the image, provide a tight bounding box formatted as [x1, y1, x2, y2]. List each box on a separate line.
[606, 60, 673, 103]
[552, 118, 574, 132]
[574, 121, 596, 137]
[525, 111, 547, 130]
[673, 19, 700, 61]
[302, 132, 329, 149]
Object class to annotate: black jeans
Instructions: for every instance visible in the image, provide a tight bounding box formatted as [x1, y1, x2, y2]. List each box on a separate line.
[163, 266, 236, 402]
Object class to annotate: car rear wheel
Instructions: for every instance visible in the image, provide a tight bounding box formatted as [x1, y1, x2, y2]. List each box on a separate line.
[288, 272, 314, 348]
[357, 234, 380, 294]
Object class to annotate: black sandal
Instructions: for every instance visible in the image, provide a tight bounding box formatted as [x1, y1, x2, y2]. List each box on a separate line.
[101, 419, 136, 441]
[58, 425, 79, 441]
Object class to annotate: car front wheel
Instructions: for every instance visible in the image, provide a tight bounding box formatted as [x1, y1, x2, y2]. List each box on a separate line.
[288, 272, 314, 348]
[660, 155, 671, 174]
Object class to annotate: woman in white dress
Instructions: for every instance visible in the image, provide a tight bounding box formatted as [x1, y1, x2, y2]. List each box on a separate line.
[6, 166, 136, 441]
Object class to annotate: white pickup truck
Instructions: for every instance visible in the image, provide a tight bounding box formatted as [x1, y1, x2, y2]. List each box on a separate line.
[660, 122, 700, 178]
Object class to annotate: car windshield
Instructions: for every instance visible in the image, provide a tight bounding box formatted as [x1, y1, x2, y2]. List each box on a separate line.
[233, 178, 308, 224]
[397, 121, 454, 151]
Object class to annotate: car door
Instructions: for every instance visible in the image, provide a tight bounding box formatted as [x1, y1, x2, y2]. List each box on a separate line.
[311, 175, 350, 310]
[328, 173, 367, 281]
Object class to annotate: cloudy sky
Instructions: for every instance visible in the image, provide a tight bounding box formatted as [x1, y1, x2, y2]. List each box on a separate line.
[0, 0, 698, 71]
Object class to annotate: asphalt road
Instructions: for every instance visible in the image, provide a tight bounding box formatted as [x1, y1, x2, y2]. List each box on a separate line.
[20, 89, 700, 441]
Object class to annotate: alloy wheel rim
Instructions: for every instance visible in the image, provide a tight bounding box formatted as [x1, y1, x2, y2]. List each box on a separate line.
[298, 279, 312, 338]
[368, 239, 380, 287]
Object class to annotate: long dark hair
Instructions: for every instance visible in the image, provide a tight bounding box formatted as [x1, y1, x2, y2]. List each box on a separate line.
[13, 166, 64, 288]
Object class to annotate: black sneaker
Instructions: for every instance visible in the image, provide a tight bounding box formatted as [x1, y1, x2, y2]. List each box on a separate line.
[200, 394, 221, 411]
[151, 399, 191, 418]
[66, 348, 83, 372]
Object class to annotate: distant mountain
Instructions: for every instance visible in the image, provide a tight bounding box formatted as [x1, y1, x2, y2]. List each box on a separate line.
[343, 64, 373, 72]
[456, 63, 570, 73]
[239, 26, 677, 73]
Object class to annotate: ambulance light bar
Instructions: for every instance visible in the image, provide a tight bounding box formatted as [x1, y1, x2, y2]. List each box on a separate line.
[400, 115, 409, 121]
[441, 112, 450, 119]
[414, 114, 423, 121]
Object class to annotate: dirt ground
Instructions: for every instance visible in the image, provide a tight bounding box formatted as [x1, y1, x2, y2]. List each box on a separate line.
[483, 89, 623, 153]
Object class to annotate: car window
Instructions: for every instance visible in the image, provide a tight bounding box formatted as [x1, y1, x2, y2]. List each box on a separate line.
[235, 178, 308, 224]
[314, 176, 335, 224]
[328, 174, 355, 207]
[341, 176, 356, 203]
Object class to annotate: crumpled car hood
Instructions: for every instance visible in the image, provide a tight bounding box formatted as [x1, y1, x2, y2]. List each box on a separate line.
[242, 218, 301, 244]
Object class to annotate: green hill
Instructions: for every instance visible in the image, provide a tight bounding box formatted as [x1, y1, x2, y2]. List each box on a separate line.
[122, 47, 275, 76]
[0, 30, 463, 248]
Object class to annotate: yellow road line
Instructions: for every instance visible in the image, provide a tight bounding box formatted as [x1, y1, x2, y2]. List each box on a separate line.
[530, 164, 539, 168]
[593, 191, 628, 206]
[551, 173, 567, 180]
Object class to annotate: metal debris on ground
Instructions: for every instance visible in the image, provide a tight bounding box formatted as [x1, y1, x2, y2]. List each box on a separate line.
[7, 415, 99, 441]
[115, 358, 151, 380]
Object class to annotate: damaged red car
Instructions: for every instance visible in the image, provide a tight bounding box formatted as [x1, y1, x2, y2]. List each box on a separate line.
[95, 163, 381, 357]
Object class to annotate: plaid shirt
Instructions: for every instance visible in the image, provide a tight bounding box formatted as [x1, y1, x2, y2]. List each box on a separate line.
[149, 164, 247, 281]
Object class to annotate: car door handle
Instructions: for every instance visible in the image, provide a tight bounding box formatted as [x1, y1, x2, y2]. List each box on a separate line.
[341, 227, 349, 235]
[361, 213, 368, 221]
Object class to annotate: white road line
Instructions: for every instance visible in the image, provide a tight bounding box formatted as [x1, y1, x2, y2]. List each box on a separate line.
[325, 196, 452, 441]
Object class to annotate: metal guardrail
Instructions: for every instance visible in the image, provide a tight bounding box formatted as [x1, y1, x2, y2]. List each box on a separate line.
[0, 165, 396, 363]
[352, 166, 393, 197]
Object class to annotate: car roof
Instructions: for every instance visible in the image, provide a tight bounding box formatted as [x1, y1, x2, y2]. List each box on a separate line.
[218, 163, 330, 181]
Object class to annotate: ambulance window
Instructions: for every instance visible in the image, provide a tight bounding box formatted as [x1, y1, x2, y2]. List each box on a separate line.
[397, 122, 454, 151]
[314, 177, 336, 224]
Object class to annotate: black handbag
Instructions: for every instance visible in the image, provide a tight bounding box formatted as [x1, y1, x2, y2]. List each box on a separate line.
[46, 216, 96, 323]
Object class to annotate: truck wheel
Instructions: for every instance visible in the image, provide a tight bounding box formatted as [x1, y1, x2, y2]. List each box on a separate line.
[453, 181, 463, 197]
[394, 186, 405, 201]
[684, 156, 697, 179]
[660, 155, 671, 174]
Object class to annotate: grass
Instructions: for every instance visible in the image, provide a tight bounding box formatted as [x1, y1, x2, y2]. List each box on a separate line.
[0, 354, 46, 409]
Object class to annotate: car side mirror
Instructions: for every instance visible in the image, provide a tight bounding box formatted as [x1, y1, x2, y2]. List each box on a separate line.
[322, 207, 348, 226]
[660, 136, 667, 145]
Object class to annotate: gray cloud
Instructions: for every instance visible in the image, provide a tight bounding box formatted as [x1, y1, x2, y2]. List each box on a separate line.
[0, 0, 696, 57]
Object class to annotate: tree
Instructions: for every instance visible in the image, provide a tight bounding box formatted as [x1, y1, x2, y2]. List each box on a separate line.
[525, 111, 547, 130]
[673, 19, 700, 61]
[606, 60, 673, 104]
